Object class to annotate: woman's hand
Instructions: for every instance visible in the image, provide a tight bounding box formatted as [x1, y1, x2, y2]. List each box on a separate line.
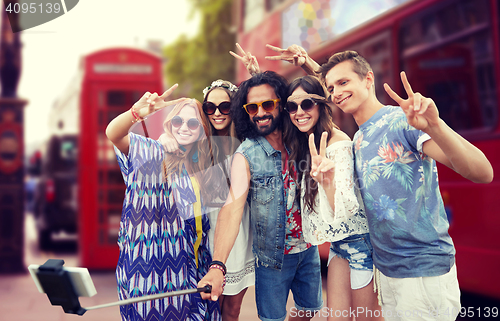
[265, 44, 308, 66]
[265, 44, 320, 76]
[309, 132, 335, 188]
[198, 268, 225, 301]
[159, 132, 182, 154]
[132, 84, 179, 119]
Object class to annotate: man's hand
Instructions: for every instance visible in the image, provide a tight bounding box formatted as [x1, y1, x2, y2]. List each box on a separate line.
[230, 43, 260, 76]
[198, 268, 225, 301]
[265, 44, 308, 66]
[384, 72, 439, 133]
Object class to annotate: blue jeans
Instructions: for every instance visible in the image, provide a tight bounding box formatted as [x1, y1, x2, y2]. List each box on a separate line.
[255, 246, 323, 321]
[328, 233, 374, 271]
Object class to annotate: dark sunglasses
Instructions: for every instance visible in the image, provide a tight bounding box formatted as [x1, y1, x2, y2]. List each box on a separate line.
[285, 98, 317, 114]
[171, 116, 201, 130]
[202, 101, 231, 115]
[243, 99, 280, 116]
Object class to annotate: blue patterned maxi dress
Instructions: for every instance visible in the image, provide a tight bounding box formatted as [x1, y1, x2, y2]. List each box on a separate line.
[114, 133, 220, 321]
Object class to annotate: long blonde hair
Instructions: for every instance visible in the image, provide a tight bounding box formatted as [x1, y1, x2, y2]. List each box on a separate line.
[162, 98, 214, 201]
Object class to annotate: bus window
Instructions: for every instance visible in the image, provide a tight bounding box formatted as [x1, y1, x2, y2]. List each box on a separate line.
[400, 0, 497, 133]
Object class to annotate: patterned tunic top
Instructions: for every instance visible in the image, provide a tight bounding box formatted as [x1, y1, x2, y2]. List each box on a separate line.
[114, 133, 220, 321]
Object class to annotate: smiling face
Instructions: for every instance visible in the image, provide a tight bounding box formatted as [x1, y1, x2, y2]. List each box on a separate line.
[324, 60, 372, 116]
[247, 84, 281, 136]
[205, 88, 232, 133]
[171, 106, 202, 146]
[288, 87, 320, 135]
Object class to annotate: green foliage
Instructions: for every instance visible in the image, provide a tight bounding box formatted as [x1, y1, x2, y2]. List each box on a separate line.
[163, 0, 236, 100]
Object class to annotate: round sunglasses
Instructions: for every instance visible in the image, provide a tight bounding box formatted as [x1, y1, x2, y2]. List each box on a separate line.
[202, 101, 231, 115]
[243, 99, 280, 116]
[171, 116, 201, 130]
[285, 98, 317, 114]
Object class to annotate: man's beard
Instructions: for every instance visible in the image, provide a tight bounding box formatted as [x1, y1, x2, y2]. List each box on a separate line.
[252, 112, 282, 136]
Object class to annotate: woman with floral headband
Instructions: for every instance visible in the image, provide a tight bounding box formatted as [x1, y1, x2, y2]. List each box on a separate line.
[160, 79, 255, 321]
[106, 86, 221, 321]
[283, 75, 382, 321]
[202, 79, 255, 321]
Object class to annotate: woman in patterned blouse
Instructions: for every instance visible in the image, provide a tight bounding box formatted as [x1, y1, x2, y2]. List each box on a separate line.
[106, 85, 221, 321]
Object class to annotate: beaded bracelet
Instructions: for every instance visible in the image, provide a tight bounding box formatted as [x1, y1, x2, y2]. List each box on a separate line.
[209, 265, 226, 289]
[130, 106, 143, 123]
[209, 264, 225, 276]
[209, 261, 227, 276]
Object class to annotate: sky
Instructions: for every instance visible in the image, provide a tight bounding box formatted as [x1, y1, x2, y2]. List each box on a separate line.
[15, 0, 200, 149]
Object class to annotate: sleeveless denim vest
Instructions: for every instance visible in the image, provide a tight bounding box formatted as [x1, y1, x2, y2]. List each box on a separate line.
[236, 136, 287, 270]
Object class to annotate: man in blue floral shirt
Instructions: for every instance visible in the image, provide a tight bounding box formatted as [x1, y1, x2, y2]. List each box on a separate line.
[316, 51, 493, 321]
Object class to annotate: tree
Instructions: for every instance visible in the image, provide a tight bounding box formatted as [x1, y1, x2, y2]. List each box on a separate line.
[163, 0, 236, 100]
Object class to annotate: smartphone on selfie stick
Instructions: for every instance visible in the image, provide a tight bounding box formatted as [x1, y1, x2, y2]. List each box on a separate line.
[28, 259, 211, 316]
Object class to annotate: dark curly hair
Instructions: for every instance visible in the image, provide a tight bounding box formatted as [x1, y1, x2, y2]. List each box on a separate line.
[283, 75, 339, 213]
[231, 71, 289, 140]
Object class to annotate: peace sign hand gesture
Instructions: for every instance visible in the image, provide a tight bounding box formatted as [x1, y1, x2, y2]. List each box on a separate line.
[132, 84, 179, 119]
[229, 43, 260, 76]
[265, 44, 307, 66]
[309, 132, 335, 188]
[384, 72, 439, 133]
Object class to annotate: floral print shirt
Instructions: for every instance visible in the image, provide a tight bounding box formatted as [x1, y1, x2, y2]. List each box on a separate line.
[353, 106, 455, 278]
[283, 154, 311, 254]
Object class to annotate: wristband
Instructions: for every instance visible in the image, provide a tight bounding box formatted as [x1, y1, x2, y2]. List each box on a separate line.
[209, 263, 226, 276]
[209, 265, 226, 290]
[209, 261, 227, 276]
[130, 106, 143, 123]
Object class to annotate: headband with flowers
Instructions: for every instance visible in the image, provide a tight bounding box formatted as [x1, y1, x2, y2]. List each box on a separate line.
[202, 79, 238, 98]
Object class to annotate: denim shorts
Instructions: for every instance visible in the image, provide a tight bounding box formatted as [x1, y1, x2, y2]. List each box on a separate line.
[255, 246, 323, 321]
[328, 233, 374, 289]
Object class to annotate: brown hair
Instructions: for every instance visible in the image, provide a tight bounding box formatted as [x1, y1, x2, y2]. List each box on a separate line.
[203, 83, 241, 201]
[319, 50, 372, 81]
[203, 84, 239, 159]
[283, 75, 339, 213]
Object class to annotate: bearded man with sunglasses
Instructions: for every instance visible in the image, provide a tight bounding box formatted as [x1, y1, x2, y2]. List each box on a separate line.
[199, 71, 323, 321]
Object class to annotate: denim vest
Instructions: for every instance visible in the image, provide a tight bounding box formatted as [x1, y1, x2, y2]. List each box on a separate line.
[236, 136, 287, 270]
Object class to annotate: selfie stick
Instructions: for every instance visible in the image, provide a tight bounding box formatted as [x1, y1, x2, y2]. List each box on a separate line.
[30, 259, 211, 316]
[85, 286, 212, 312]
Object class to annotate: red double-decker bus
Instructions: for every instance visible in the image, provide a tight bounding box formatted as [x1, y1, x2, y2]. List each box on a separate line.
[234, 0, 500, 299]
[40, 48, 163, 269]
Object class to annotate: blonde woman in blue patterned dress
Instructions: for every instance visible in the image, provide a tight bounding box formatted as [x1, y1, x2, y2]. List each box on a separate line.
[106, 85, 221, 321]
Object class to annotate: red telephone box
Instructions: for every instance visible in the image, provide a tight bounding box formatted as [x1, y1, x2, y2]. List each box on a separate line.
[77, 48, 163, 269]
